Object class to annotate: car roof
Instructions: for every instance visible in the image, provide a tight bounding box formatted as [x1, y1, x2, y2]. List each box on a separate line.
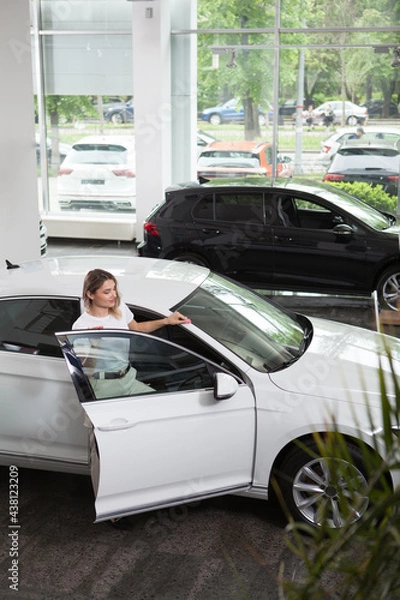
[328, 126, 400, 138]
[0, 256, 209, 315]
[203, 141, 271, 152]
[166, 176, 335, 196]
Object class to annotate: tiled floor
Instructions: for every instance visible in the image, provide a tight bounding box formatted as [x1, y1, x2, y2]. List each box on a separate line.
[47, 237, 137, 258]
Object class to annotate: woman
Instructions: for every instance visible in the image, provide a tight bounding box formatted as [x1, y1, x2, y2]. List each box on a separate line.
[72, 268, 189, 398]
[72, 268, 190, 529]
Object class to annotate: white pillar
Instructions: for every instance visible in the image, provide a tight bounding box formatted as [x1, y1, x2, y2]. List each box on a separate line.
[0, 0, 40, 263]
[131, 0, 172, 242]
[170, 0, 197, 184]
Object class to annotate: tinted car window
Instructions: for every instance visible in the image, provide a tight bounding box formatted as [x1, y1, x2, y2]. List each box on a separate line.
[192, 194, 214, 220]
[264, 146, 273, 164]
[338, 147, 399, 158]
[215, 192, 264, 223]
[66, 144, 128, 165]
[0, 298, 81, 357]
[70, 331, 215, 400]
[163, 193, 199, 222]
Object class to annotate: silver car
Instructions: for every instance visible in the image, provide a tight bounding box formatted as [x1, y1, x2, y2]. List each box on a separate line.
[314, 101, 368, 127]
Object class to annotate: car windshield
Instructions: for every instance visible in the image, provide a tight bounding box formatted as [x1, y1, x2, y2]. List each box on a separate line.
[176, 273, 307, 372]
[67, 144, 128, 165]
[307, 185, 393, 230]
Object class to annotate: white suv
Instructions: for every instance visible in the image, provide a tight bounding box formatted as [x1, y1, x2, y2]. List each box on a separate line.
[57, 135, 136, 212]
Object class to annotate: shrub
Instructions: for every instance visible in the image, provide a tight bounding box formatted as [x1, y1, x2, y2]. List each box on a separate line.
[327, 181, 398, 213]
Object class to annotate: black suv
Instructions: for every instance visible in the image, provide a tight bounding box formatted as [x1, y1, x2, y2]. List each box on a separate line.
[137, 178, 400, 309]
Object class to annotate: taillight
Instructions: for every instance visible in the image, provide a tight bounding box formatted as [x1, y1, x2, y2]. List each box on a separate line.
[322, 145, 330, 154]
[323, 174, 344, 181]
[58, 167, 73, 175]
[144, 221, 159, 236]
[112, 169, 136, 178]
[388, 176, 399, 182]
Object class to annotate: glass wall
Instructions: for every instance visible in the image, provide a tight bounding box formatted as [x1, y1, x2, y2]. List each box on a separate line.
[32, 0, 134, 219]
[195, 0, 400, 184]
[32, 0, 400, 230]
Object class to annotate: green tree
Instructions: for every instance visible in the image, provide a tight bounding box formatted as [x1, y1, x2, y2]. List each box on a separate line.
[198, 0, 279, 139]
[38, 95, 97, 167]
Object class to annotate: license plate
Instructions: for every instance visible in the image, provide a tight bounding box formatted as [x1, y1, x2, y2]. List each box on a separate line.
[81, 179, 105, 185]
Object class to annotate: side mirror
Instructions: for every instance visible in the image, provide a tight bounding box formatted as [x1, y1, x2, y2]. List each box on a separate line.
[214, 372, 239, 400]
[333, 223, 353, 239]
[277, 155, 292, 164]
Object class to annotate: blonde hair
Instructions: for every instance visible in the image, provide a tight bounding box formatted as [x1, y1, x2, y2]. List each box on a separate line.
[82, 269, 122, 318]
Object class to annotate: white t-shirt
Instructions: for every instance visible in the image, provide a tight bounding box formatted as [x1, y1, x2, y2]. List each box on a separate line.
[72, 302, 134, 331]
[72, 302, 134, 373]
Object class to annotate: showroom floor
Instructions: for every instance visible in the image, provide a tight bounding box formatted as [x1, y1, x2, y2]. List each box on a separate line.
[47, 237, 137, 258]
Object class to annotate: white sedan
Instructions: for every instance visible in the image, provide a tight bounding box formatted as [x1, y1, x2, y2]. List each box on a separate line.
[0, 256, 398, 529]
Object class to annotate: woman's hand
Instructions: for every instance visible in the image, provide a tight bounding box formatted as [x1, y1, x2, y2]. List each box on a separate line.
[165, 311, 191, 326]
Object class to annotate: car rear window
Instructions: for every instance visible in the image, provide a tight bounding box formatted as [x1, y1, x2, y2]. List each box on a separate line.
[67, 144, 129, 165]
[198, 151, 260, 169]
[0, 298, 81, 357]
[338, 147, 399, 157]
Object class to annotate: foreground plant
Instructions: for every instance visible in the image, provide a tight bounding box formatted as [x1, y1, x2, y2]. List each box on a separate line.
[278, 352, 400, 599]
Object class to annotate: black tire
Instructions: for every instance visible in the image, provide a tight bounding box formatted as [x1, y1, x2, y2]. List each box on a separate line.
[209, 113, 222, 126]
[111, 112, 124, 124]
[274, 441, 370, 528]
[376, 266, 400, 311]
[346, 115, 358, 126]
[173, 253, 209, 268]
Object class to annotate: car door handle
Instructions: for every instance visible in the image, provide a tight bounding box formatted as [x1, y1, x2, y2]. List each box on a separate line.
[274, 235, 293, 242]
[202, 228, 220, 235]
[97, 418, 136, 432]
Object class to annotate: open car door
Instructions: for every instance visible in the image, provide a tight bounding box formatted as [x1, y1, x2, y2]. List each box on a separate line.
[56, 329, 256, 522]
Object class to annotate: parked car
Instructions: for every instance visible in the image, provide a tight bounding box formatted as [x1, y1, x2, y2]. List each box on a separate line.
[98, 96, 125, 116]
[57, 135, 136, 212]
[197, 130, 217, 157]
[319, 126, 400, 166]
[197, 140, 292, 179]
[35, 133, 72, 165]
[138, 178, 400, 309]
[278, 99, 298, 117]
[105, 99, 134, 124]
[360, 99, 399, 119]
[314, 101, 368, 126]
[323, 140, 400, 197]
[1, 254, 400, 529]
[200, 98, 265, 126]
